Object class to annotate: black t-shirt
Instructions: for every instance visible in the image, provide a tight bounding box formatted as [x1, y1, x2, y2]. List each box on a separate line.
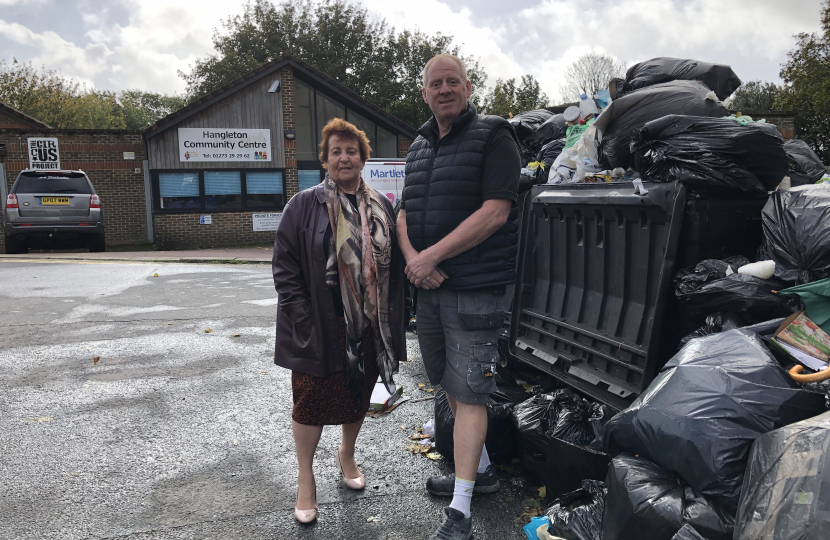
[400, 125, 520, 210]
[324, 193, 359, 316]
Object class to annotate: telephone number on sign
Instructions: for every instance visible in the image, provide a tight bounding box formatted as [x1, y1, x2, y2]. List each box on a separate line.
[208, 153, 251, 159]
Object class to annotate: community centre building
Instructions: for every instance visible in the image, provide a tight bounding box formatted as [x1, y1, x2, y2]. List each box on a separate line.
[0, 55, 417, 250]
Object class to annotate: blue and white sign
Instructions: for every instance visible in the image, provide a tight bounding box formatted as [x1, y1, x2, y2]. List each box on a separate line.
[363, 160, 405, 205]
[200, 215, 212, 225]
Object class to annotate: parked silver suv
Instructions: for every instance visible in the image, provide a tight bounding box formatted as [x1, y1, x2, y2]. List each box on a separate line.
[4, 169, 105, 254]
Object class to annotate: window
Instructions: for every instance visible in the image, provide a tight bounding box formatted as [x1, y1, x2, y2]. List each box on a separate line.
[296, 80, 317, 161]
[159, 172, 200, 209]
[246, 171, 284, 207]
[154, 170, 285, 211]
[378, 126, 397, 158]
[346, 109, 376, 155]
[316, 92, 345, 148]
[294, 76, 403, 164]
[15, 172, 92, 194]
[205, 171, 241, 209]
[298, 170, 322, 191]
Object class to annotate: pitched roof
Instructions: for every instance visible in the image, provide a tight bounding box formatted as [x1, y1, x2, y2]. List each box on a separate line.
[143, 54, 417, 139]
[0, 102, 52, 129]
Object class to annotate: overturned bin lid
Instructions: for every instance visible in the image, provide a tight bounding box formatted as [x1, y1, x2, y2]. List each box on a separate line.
[507, 181, 767, 410]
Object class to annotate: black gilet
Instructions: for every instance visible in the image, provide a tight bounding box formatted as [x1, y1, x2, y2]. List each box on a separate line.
[403, 105, 518, 290]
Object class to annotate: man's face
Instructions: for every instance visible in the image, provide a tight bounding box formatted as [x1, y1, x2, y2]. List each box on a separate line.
[422, 58, 472, 125]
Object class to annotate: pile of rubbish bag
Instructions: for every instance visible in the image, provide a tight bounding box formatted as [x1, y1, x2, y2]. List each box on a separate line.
[472, 57, 830, 538]
[784, 139, 828, 187]
[734, 410, 830, 539]
[760, 185, 830, 284]
[545, 480, 606, 540]
[631, 114, 788, 195]
[595, 80, 729, 170]
[604, 454, 733, 540]
[601, 330, 825, 512]
[511, 388, 611, 486]
[510, 55, 825, 198]
[509, 109, 566, 165]
[673, 256, 800, 331]
[622, 57, 741, 100]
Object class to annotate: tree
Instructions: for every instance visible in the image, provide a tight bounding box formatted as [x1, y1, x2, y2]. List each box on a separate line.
[559, 52, 627, 103]
[776, 0, 830, 161]
[728, 80, 781, 112]
[385, 29, 488, 128]
[119, 91, 187, 130]
[181, 0, 488, 128]
[480, 75, 549, 116]
[0, 59, 185, 130]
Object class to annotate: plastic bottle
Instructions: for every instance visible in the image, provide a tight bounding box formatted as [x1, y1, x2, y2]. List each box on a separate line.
[579, 92, 598, 120]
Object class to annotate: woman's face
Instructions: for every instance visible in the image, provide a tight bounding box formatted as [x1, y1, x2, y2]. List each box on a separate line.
[326, 134, 364, 186]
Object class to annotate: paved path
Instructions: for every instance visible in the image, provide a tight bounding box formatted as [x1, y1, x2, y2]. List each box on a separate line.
[0, 246, 273, 264]
[0, 259, 533, 539]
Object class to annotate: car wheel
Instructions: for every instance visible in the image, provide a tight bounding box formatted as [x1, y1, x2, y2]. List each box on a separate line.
[89, 233, 106, 252]
[4, 234, 27, 255]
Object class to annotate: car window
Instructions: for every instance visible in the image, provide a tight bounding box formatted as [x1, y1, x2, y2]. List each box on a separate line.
[15, 173, 92, 194]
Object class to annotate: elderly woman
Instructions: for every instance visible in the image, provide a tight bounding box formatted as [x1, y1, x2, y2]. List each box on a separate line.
[272, 118, 405, 524]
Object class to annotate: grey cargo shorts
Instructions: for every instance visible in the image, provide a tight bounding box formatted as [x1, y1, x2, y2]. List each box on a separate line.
[416, 287, 505, 405]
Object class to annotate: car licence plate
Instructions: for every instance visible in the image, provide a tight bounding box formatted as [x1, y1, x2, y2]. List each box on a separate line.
[41, 197, 70, 205]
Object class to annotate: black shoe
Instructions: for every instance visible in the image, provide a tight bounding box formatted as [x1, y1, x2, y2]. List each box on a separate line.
[426, 465, 500, 496]
[429, 507, 472, 540]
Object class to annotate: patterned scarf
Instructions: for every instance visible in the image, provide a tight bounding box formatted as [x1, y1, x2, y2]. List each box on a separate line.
[323, 173, 398, 403]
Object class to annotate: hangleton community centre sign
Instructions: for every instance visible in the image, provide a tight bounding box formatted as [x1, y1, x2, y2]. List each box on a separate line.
[178, 128, 272, 162]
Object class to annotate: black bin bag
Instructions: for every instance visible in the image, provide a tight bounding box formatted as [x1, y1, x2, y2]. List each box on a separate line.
[671, 524, 707, 540]
[512, 389, 574, 456]
[593, 81, 729, 169]
[784, 139, 827, 187]
[601, 330, 826, 513]
[508, 109, 555, 164]
[674, 257, 751, 296]
[734, 410, 830, 540]
[624, 57, 741, 100]
[545, 439, 613, 500]
[602, 454, 733, 540]
[434, 389, 455, 459]
[761, 185, 830, 285]
[535, 138, 567, 184]
[632, 115, 788, 195]
[679, 312, 747, 348]
[546, 479, 606, 540]
[676, 273, 799, 330]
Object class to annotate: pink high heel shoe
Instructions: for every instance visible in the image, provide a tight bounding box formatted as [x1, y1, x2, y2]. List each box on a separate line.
[294, 480, 317, 524]
[336, 448, 365, 490]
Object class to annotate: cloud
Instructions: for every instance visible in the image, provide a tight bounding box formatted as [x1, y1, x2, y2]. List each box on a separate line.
[377, 0, 823, 103]
[0, 0, 823, 102]
[363, 0, 526, 87]
[0, 0, 246, 94]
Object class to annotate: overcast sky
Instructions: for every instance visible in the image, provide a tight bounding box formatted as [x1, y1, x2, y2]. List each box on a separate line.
[0, 0, 824, 103]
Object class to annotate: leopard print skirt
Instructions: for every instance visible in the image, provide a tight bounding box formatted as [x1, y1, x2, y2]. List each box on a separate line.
[291, 317, 380, 426]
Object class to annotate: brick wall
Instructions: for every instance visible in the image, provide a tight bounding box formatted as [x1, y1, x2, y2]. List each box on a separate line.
[1, 129, 148, 247]
[398, 135, 413, 159]
[154, 212, 275, 250]
[742, 111, 796, 140]
[281, 67, 299, 199]
[0, 110, 31, 129]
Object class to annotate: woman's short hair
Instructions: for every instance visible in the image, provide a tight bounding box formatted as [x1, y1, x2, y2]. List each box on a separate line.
[319, 118, 372, 165]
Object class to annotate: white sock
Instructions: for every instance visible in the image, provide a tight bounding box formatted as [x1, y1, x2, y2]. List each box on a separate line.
[449, 477, 475, 518]
[477, 446, 491, 474]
